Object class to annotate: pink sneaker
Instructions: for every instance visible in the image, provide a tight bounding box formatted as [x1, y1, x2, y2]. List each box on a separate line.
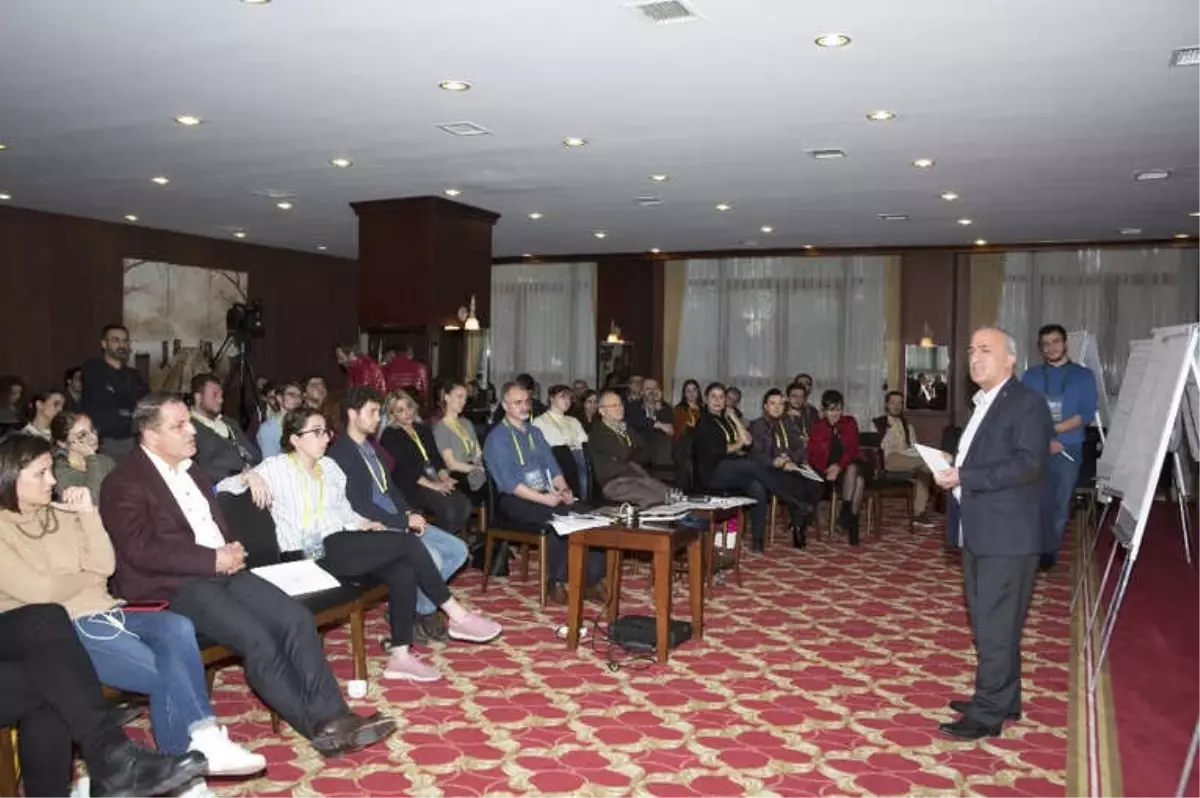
[447, 612, 502, 643]
[382, 649, 442, 682]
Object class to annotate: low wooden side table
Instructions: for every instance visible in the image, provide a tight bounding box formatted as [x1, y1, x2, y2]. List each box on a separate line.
[565, 524, 704, 664]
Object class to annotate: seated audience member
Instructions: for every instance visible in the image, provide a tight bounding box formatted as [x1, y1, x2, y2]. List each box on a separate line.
[224, 405, 499, 681]
[0, 436, 265, 787]
[793, 373, 821, 422]
[21, 390, 64, 441]
[257, 381, 303, 459]
[434, 381, 488, 502]
[301, 375, 328, 410]
[190, 373, 261, 484]
[533, 384, 591, 501]
[873, 390, 935, 527]
[808, 389, 867, 545]
[672, 379, 702, 441]
[50, 412, 115, 503]
[570, 389, 599, 429]
[490, 373, 546, 424]
[0, 375, 25, 434]
[483, 381, 606, 603]
[749, 389, 825, 547]
[589, 391, 671, 506]
[380, 391, 473, 533]
[335, 343, 387, 394]
[329, 387, 470, 643]
[571, 380, 589, 404]
[98, 392, 396, 757]
[725, 385, 744, 420]
[627, 378, 674, 468]
[786, 382, 818, 438]
[622, 375, 645, 417]
[64, 367, 84, 412]
[82, 324, 148, 461]
[0, 603, 207, 798]
[381, 345, 430, 406]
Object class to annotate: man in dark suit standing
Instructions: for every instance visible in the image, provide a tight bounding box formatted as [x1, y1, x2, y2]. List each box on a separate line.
[933, 327, 1053, 740]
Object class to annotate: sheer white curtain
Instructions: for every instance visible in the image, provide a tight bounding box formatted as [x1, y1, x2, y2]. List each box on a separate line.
[490, 262, 596, 392]
[673, 256, 889, 423]
[998, 246, 1199, 402]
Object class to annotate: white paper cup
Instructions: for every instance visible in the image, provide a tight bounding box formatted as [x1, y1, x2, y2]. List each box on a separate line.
[347, 679, 368, 699]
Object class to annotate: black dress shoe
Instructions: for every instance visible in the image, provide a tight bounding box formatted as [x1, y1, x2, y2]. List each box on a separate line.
[312, 711, 397, 757]
[938, 717, 1003, 740]
[92, 742, 207, 797]
[948, 699, 1021, 721]
[791, 525, 807, 549]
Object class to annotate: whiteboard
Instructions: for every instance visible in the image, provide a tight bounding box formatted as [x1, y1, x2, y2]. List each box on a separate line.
[1096, 338, 1153, 484]
[1067, 330, 1112, 428]
[1108, 324, 1199, 539]
[1183, 347, 1200, 460]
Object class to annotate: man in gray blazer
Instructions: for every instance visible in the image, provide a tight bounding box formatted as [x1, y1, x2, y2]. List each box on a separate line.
[935, 328, 1054, 740]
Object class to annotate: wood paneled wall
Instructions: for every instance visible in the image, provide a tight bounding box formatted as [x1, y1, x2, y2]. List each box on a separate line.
[0, 205, 359, 393]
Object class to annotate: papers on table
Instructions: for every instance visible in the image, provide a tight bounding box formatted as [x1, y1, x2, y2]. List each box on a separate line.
[914, 443, 953, 474]
[548, 514, 613, 536]
[251, 560, 341, 597]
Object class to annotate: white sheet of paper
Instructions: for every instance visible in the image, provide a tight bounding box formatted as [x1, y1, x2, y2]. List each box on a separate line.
[914, 443, 953, 474]
[251, 560, 341, 597]
[549, 514, 613, 536]
[797, 464, 824, 482]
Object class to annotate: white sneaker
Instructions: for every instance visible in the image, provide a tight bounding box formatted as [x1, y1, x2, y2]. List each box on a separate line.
[188, 725, 267, 777]
[176, 779, 216, 798]
[69, 775, 90, 797]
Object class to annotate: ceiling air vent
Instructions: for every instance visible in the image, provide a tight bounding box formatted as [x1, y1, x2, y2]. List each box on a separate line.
[628, 0, 701, 25]
[436, 121, 492, 137]
[251, 189, 296, 199]
[635, 195, 663, 207]
[878, 213, 909, 222]
[807, 148, 846, 160]
[1169, 46, 1199, 67]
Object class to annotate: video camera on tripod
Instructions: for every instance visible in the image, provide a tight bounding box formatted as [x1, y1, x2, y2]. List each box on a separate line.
[212, 299, 266, 429]
[225, 300, 266, 342]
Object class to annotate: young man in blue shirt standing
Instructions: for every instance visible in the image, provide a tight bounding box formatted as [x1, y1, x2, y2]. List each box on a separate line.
[1021, 324, 1097, 570]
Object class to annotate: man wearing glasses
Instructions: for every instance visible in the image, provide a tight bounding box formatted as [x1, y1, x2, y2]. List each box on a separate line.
[257, 381, 304, 458]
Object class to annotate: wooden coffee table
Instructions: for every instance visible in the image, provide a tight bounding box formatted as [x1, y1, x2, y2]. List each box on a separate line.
[565, 524, 704, 664]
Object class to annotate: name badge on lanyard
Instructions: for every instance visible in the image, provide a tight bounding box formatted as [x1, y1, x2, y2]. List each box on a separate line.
[1043, 365, 1070, 423]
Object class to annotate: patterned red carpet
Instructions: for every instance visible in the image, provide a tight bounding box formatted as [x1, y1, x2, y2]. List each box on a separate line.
[184, 514, 1071, 797]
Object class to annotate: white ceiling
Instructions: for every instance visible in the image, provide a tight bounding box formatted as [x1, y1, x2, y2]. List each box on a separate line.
[0, 0, 1196, 259]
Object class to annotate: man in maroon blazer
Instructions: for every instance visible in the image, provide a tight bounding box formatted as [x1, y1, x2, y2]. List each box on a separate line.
[98, 392, 394, 757]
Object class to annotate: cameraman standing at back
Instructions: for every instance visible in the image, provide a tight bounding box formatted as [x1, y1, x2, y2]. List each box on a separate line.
[82, 323, 148, 461]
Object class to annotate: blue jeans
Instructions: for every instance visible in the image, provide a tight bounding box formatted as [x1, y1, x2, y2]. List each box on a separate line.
[74, 610, 213, 754]
[571, 449, 590, 503]
[415, 525, 468, 615]
[1043, 443, 1083, 563]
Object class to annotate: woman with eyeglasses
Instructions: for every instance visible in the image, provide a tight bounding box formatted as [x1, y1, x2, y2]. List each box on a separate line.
[0, 435, 266, 793]
[220, 407, 501, 683]
[50, 412, 115, 504]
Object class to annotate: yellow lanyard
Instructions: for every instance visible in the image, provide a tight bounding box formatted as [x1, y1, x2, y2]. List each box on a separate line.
[289, 454, 324, 529]
[357, 443, 388, 495]
[406, 427, 430, 463]
[716, 415, 736, 444]
[505, 421, 535, 467]
[774, 420, 789, 451]
[446, 417, 476, 455]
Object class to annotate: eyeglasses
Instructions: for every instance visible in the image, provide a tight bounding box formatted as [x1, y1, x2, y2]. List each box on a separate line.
[297, 428, 331, 439]
[283, 391, 302, 399]
[69, 431, 97, 443]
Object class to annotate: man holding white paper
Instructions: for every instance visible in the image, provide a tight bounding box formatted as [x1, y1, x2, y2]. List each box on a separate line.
[931, 328, 1054, 741]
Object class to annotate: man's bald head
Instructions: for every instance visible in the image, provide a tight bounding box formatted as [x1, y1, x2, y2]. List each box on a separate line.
[968, 327, 1017, 391]
[598, 390, 625, 422]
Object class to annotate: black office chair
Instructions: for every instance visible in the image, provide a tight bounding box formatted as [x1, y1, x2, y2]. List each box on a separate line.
[479, 474, 551, 606]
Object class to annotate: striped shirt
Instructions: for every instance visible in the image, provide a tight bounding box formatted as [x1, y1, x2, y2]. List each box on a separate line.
[220, 453, 370, 555]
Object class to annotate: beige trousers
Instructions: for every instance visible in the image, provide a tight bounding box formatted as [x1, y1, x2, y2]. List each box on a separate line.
[884, 452, 933, 514]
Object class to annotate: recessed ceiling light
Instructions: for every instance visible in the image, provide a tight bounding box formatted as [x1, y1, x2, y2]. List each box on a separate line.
[151, 176, 170, 185]
[973, 239, 988, 246]
[650, 174, 670, 183]
[240, 0, 271, 4]
[233, 230, 247, 239]
[940, 191, 959, 201]
[593, 231, 607, 239]
[815, 33, 851, 48]
[807, 148, 847, 160]
[715, 203, 732, 211]
[1175, 233, 1190, 239]
[0, 193, 10, 201]
[0, 143, 7, 150]
[803, 244, 815, 250]
[650, 248, 662, 254]
[438, 79, 472, 92]
[866, 110, 896, 121]
[1134, 169, 1170, 181]
[174, 115, 203, 126]
[444, 188, 462, 197]
[1190, 211, 1200, 217]
[123, 214, 138, 222]
[760, 225, 774, 233]
[912, 158, 935, 169]
[276, 201, 293, 210]
[329, 157, 353, 169]
[957, 218, 974, 226]
[528, 212, 544, 220]
[563, 137, 588, 148]
[317, 245, 327, 251]
[1118, 228, 1143, 235]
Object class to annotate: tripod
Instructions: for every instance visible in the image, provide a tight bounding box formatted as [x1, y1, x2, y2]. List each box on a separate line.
[211, 332, 261, 430]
